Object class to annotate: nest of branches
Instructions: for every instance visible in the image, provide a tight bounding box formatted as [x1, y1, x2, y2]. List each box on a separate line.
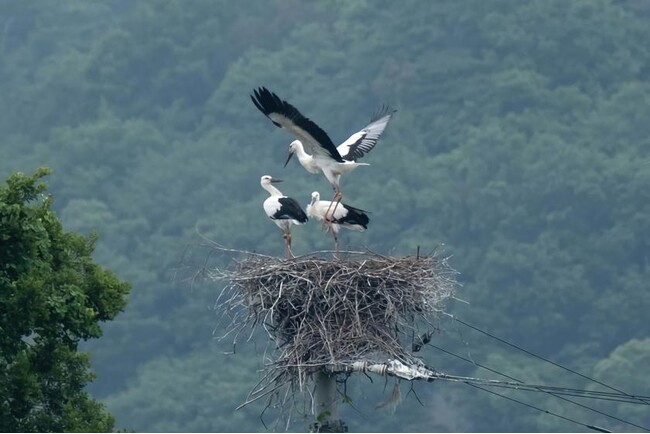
[209, 248, 457, 412]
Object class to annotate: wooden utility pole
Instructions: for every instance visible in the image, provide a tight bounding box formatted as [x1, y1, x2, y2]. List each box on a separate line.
[309, 371, 347, 433]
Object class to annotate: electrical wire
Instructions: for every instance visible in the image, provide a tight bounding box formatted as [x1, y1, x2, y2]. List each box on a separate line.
[430, 372, 650, 406]
[429, 344, 650, 403]
[466, 383, 612, 433]
[450, 316, 650, 405]
[429, 343, 650, 431]
[429, 316, 650, 431]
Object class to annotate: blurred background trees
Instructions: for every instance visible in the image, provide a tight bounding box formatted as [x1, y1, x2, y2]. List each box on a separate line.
[0, 0, 648, 431]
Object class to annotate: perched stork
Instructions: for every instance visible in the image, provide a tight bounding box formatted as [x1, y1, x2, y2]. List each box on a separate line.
[260, 175, 308, 258]
[306, 191, 369, 258]
[250, 87, 395, 204]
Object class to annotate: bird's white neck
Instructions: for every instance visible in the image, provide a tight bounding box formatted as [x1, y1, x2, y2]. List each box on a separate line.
[263, 183, 283, 197]
[293, 141, 310, 159]
[292, 141, 320, 174]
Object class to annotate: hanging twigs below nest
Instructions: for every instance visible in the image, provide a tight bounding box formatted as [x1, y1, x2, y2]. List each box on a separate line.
[208, 247, 458, 414]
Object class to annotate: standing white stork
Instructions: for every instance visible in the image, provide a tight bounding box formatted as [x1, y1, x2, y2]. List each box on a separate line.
[250, 87, 395, 206]
[306, 191, 370, 258]
[260, 175, 308, 258]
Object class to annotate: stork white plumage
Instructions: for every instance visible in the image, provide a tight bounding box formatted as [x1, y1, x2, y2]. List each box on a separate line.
[260, 175, 308, 258]
[251, 87, 395, 204]
[306, 191, 369, 258]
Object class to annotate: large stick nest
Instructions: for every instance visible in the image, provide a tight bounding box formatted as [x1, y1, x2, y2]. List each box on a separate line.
[209, 248, 458, 412]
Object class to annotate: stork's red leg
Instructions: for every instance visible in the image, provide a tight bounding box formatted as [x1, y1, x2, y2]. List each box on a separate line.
[282, 231, 294, 259]
[286, 231, 294, 258]
[323, 189, 342, 230]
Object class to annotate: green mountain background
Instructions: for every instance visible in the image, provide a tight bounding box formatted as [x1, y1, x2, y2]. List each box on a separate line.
[1, 0, 649, 431]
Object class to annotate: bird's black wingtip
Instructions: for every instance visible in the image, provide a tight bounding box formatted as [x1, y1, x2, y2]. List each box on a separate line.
[373, 104, 397, 121]
[251, 86, 276, 117]
[250, 94, 264, 114]
[250, 86, 285, 118]
[252, 86, 269, 95]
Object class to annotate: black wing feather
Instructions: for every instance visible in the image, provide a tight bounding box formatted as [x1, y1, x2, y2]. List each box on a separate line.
[338, 104, 396, 161]
[274, 197, 308, 223]
[335, 204, 370, 229]
[372, 104, 394, 122]
[250, 87, 345, 163]
[340, 132, 369, 161]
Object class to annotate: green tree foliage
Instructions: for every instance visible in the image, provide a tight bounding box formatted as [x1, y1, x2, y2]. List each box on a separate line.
[0, 168, 131, 432]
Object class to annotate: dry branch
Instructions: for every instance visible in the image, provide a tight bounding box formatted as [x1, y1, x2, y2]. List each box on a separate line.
[207, 247, 458, 417]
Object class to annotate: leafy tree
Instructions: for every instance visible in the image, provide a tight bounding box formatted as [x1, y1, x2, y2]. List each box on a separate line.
[0, 168, 130, 432]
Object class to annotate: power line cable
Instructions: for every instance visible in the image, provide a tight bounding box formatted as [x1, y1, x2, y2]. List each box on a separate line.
[467, 383, 612, 433]
[430, 372, 650, 406]
[450, 315, 650, 405]
[429, 344, 649, 403]
[429, 343, 650, 431]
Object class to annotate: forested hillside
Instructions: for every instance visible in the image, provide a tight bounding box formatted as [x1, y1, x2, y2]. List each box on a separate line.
[1, 0, 649, 431]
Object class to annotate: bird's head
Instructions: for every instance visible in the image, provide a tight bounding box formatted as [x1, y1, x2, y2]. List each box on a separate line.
[310, 191, 320, 204]
[260, 175, 283, 187]
[284, 140, 300, 167]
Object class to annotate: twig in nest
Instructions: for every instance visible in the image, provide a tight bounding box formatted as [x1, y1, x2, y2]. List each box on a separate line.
[208, 247, 458, 418]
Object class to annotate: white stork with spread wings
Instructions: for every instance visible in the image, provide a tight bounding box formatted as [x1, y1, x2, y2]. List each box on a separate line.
[251, 87, 395, 202]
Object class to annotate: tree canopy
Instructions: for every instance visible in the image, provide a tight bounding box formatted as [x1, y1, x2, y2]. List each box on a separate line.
[0, 168, 130, 432]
